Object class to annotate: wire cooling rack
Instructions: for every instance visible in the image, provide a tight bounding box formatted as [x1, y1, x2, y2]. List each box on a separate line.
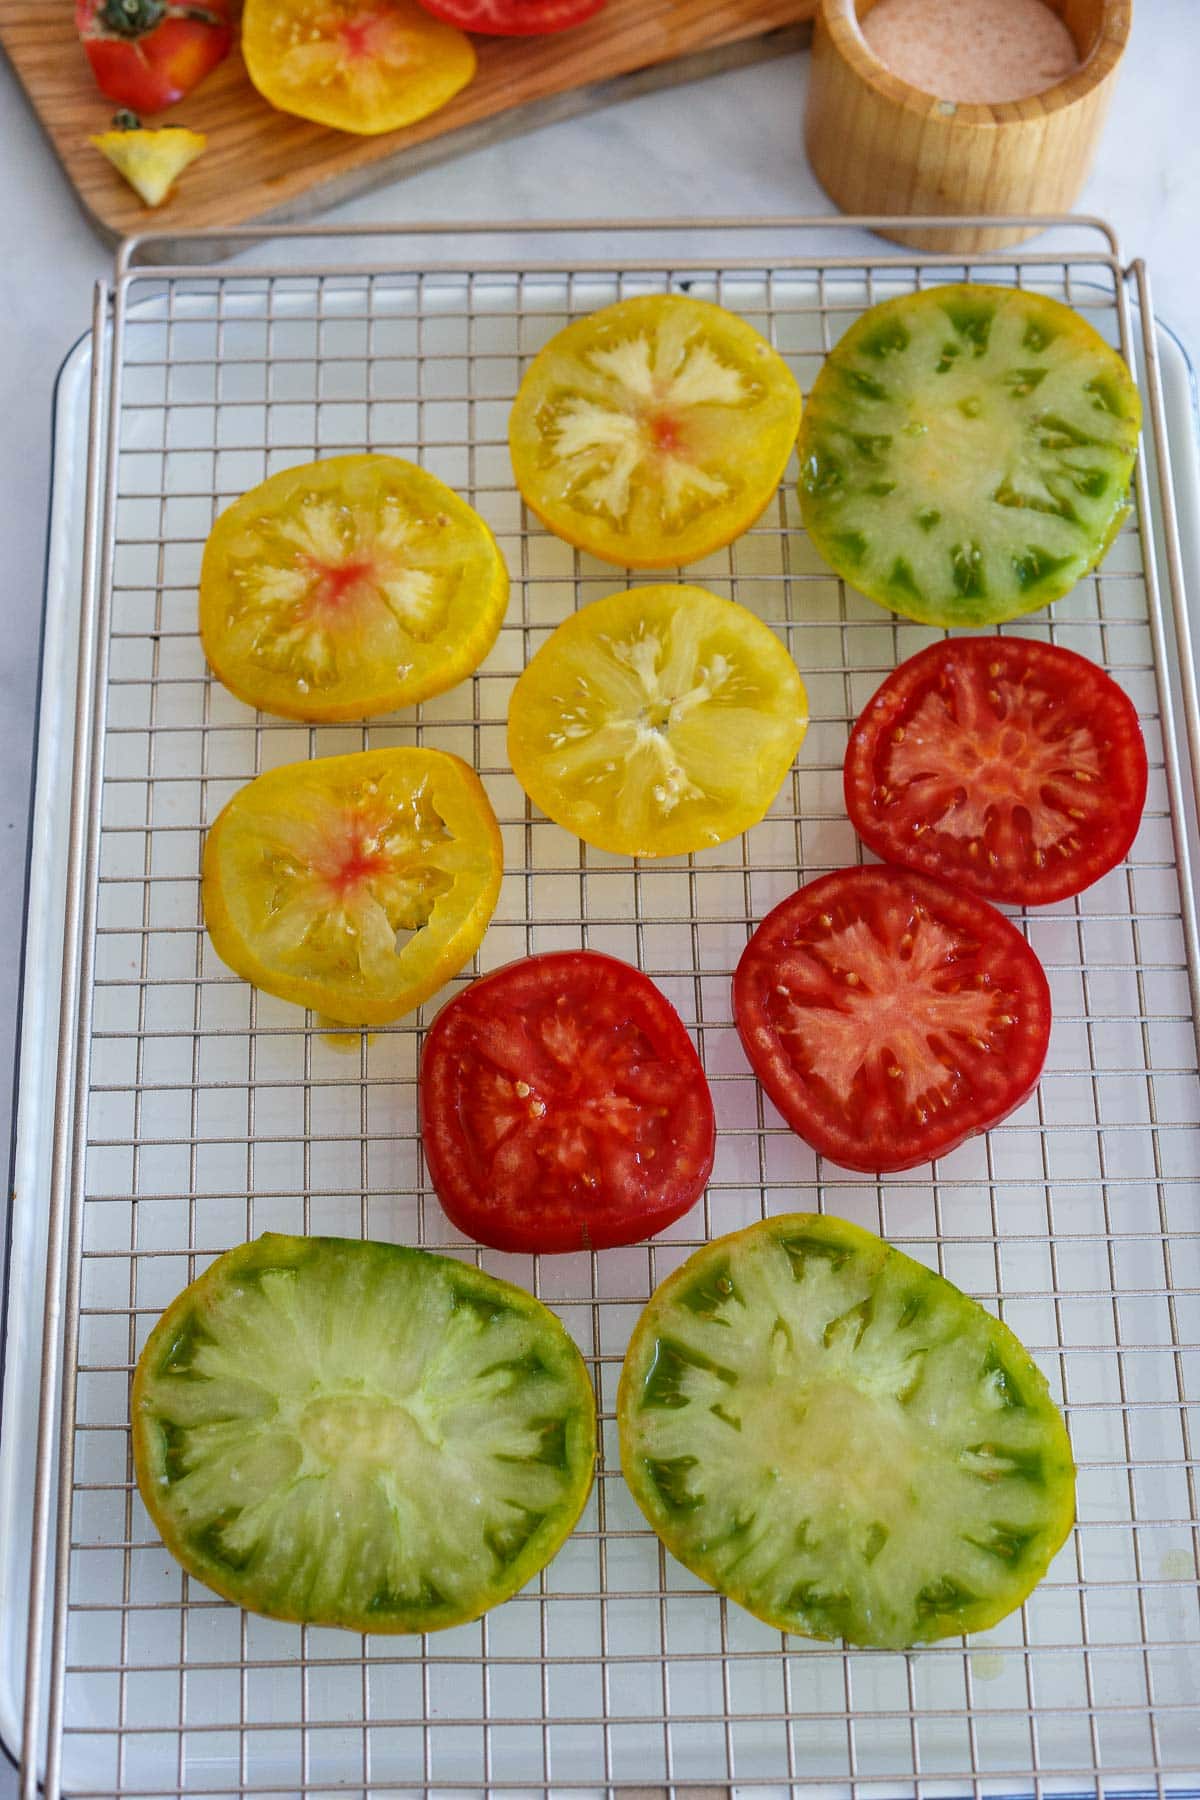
[13, 218, 1200, 1799]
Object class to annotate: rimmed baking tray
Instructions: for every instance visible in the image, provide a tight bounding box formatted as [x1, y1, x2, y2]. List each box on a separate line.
[3, 217, 1199, 1798]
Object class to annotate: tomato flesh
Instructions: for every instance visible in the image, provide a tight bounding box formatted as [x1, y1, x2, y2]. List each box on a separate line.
[420, 952, 715, 1253]
[733, 866, 1051, 1173]
[798, 286, 1141, 627]
[77, 0, 233, 112]
[414, 0, 606, 32]
[241, 0, 476, 135]
[845, 638, 1148, 906]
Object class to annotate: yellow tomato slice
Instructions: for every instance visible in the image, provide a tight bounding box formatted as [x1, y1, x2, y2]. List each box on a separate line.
[241, 0, 475, 135]
[202, 749, 502, 1025]
[199, 456, 509, 723]
[508, 295, 802, 569]
[507, 585, 808, 858]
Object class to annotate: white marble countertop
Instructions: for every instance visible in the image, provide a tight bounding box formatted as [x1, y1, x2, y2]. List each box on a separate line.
[0, 6, 1195, 1787]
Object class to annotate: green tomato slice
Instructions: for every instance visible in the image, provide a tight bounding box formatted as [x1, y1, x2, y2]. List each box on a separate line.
[133, 1235, 596, 1633]
[798, 285, 1141, 627]
[618, 1214, 1075, 1649]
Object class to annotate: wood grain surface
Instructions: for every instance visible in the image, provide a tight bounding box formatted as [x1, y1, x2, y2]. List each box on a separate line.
[1, 1, 815, 249]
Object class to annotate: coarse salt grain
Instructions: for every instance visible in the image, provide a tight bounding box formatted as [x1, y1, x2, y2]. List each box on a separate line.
[860, 0, 1081, 104]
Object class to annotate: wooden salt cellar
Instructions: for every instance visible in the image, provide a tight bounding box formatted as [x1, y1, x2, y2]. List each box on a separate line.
[804, 0, 1131, 250]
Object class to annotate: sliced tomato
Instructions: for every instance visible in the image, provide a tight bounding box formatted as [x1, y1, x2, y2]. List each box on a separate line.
[844, 638, 1148, 907]
[77, 0, 232, 114]
[420, 952, 715, 1253]
[733, 866, 1051, 1173]
[200, 455, 509, 722]
[415, 0, 605, 31]
[509, 295, 802, 568]
[90, 117, 207, 207]
[620, 1215, 1076, 1648]
[241, 0, 475, 135]
[798, 286, 1141, 627]
[202, 748, 503, 1026]
[134, 1234, 596, 1632]
[507, 584, 808, 859]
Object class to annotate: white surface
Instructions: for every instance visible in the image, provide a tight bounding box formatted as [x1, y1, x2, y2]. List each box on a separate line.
[0, 7, 1196, 1791]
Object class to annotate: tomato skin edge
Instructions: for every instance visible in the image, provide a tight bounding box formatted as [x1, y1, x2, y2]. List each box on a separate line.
[419, 951, 716, 1253]
[843, 639, 1149, 907]
[732, 866, 1052, 1174]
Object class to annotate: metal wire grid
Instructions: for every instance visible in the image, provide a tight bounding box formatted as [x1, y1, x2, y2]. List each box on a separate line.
[17, 221, 1200, 1799]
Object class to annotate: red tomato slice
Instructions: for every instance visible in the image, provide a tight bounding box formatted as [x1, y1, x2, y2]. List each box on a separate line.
[844, 638, 1147, 907]
[733, 866, 1051, 1174]
[77, 0, 233, 113]
[414, 0, 605, 32]
[419, 951, 715, 1253]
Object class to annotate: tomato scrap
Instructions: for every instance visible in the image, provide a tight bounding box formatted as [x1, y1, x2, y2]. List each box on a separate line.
[733, 865, 1051, 1174]
[420, 951, 715, 1253]
[77, 0, 232, 114]
[415, 0, 606, 31]
[506, 584, 808, 860]
[845, 637, 1148, 907]
[90, 111, 207, 207]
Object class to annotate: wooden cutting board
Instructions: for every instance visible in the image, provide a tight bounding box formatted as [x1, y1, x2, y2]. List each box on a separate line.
[1, 1, 814, 249]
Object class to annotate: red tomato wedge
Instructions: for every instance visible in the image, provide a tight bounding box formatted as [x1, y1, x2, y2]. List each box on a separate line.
[77, 0, 233, 114]
[845, 638, 1148, 907]
[733, 866, 1051, 1174]
[419, 951, 715, 1253]
[414, 0, 605, 32]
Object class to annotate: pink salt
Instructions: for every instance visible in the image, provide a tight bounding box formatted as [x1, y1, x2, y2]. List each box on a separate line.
[860, 0, 1081, 104]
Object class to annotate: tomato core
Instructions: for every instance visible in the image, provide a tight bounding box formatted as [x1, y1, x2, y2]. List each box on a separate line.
[339, 11, 389, 56]
[307, 556, 375, 609]
[646, 411, 682, 454]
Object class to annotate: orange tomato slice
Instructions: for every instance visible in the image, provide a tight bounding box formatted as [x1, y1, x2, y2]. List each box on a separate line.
[200, 456, 508, 722]
[507, 584, 808, 858]
[202, 748, 503, 1025]
[241, 0, 475, 134]
[509, 295, 802, 569]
